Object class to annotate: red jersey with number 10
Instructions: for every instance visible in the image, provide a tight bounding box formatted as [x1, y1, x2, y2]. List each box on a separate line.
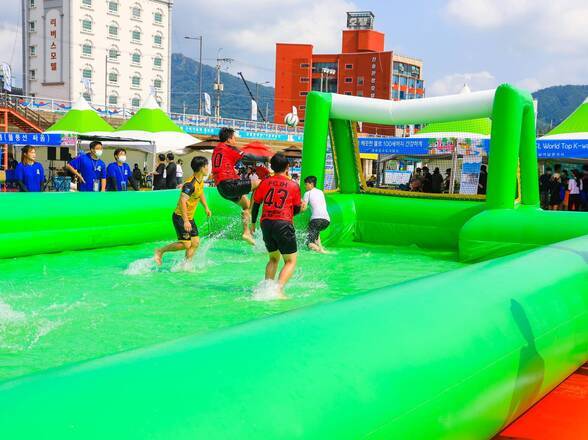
[211, 142, 244, 183]
[253, 174, 301, 223]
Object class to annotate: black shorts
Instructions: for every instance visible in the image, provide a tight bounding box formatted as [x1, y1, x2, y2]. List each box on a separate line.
[172, 213, 198, 241]
[217, 179, 252, 203]
[261, 220, 297, 255]
[307, 218, 330, 244]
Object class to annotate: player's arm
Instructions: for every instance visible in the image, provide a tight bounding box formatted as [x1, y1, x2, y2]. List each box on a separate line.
[100, 165, 107, 191]
[200, 190, 211, 217]
[250, 181, 266, 229]
[301, 191, 310, 211]
[293, 185, 302, 216]
[179, 183, 194, 231]
[40, 166, 46, 192]
[66, 160, 85, 183]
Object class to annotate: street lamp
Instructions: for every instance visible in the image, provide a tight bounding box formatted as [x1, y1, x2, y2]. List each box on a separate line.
[184, 35, 203, 115]
[255, 80, 270, 103]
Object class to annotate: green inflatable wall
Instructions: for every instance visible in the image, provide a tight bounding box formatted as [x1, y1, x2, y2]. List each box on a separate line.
[0, 84, 587, 439]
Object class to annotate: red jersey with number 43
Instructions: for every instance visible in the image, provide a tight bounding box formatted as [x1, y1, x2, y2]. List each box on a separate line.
[211, 142, 244, 183]
[254, 174, 302, 223]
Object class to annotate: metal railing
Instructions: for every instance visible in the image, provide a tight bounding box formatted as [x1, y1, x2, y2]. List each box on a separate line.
[0, 94, 52, 129]
[9, 93, 304, 135]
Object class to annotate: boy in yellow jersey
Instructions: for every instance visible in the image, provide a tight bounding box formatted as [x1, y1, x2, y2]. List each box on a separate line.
[154, 156, 211, 265]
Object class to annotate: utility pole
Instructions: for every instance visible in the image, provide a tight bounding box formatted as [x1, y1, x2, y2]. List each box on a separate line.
[214, 49, 233, 118]
[184, 35, 203, 114]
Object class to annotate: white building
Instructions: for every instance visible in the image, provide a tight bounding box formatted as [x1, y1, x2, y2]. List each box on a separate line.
[22, 0, 173, 111]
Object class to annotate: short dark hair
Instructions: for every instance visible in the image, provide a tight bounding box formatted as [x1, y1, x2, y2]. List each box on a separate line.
[167, 152, 174, 161]
[191, 156, 208, 172]
[219, 127, 235, 143]
[89, 141, 102, 150]
[114, 148, 126, 157]
[304, 175, 317, 186]
[270, 152, 289, 173]
[158, 153, 166, 161]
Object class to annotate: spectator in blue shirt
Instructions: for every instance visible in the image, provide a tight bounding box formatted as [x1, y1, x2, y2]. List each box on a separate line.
[66, 141, 106, 192]
[15, 145, 45, 192]
[106, 148, 138, 191]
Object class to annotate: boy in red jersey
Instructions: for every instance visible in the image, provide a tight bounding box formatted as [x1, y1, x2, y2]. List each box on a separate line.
[251, 153, 302, 298]
[212, 127, 267, 245]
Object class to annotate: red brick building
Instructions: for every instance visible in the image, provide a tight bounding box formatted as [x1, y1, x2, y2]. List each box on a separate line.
[274, 12, 425, 134]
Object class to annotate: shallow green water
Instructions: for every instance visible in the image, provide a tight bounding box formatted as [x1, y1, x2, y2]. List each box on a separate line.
[0, 235, 464, 382]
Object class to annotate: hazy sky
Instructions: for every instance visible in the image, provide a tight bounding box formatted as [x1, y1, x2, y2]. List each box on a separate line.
[3, 0, 588, 95]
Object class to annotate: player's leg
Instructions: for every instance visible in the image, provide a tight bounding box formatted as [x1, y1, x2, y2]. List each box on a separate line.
[265, 250, 281, 280]
[278, 252, 297, 293]
[155, 241, 189, 265]
[185, 236, 200, 261]
[238, 194, 255, 245]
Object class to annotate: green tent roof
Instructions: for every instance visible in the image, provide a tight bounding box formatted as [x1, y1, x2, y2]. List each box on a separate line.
[117, 96, 183, 133]
[546, 98, 588, 136]
[46, 96, 114, 134]
[418, 117, 491, 136]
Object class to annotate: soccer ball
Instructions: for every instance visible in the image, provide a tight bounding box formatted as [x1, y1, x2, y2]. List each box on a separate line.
[284, 113, 299, 127]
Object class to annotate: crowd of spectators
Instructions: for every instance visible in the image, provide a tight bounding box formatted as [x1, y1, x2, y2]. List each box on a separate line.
[539, 164, 588, 211]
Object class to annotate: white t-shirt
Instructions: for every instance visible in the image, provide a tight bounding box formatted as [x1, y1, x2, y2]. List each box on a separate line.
[303, 188, 330, 221]
[568, 178, 582, 194]
[176, 164, 184, 179]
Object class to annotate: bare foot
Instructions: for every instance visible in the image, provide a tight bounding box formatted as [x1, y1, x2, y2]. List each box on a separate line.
[276, 289, 289, 300]
[242, 233, 256, 246]
[154, 249, 163, 266]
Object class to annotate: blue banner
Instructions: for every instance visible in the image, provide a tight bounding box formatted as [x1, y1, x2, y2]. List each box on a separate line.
[536, 139, 588, 159]
[0, 132, 62, 146]
[358, 137, 490, 156]
[359, 137, 588, 159]
[179, 125, 303, 143]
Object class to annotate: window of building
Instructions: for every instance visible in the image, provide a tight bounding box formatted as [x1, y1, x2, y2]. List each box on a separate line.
[357, 76, 364, 85]
[344, 77, 353, 83]
[82, 42, 92, 57]
[108, 47, 119, 61]
[344, 91, 352, 95]
[108, 1, 118, 14]
[83, 92, 92, 101]
[131, 51, 141, 65]
[82, 0, 92, 8]
[153, 33, 163, 46]
[28, 21, 36, 32]
[299, 91, 308, 96]
[132, 4, 142, 19]
[131, 74, 141, 88]
[300, 63, 310, 69]
[391, 89, 399, 99]
[312, 62, 337, 73]
[131, 96, 141, 107]
[345, 64, 353, 69]
[154, 78, 162, 89]
[108, 71, 118, 83]
[399, 90, 406, 99]
[300, 77, 309, 83]
[408, 78, 415, 88]
[29, 45, 37, 57]
[82, 67, 93, 79]
[29, 0, 36, 7]
[132, 28, 141, 42]
[108, 23, 119, 38]
[399, 76, 407, 86]
[416, 80, 424, 89]
[299, 105, 306, 110]
[82, 18, 93, 33]
[393, 75, 399, 84]
[154, 10, 163, 24]
[357, 91, 364, 97]
[108, 94, 118, 105]
[153, 56, 163, 68]
[29, 69, 36, 80]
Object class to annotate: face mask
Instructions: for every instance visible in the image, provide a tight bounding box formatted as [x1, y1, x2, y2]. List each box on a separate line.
[94, 150, 103, 158]
[117, 155, 127, 163]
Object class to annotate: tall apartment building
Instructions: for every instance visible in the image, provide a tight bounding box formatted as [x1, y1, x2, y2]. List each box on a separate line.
[22, 0, 172, 111]
[275, 12, 424, 133]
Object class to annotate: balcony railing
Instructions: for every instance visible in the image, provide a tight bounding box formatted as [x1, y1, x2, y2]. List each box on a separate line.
[10, 94, 304, 136]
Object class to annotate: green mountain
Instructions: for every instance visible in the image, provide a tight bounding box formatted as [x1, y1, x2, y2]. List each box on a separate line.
[533, 85, 588, 135]
[171, 53, 274, 122]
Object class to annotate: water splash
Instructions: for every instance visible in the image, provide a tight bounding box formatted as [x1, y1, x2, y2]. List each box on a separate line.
[251, 280, 287, 301]
[0, 300, 26, 325]
[123, 258, 156, 276]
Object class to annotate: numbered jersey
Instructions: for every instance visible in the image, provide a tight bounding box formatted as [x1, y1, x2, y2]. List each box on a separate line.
[211, 142, 244, 183]
[253, 175, 302, 223]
